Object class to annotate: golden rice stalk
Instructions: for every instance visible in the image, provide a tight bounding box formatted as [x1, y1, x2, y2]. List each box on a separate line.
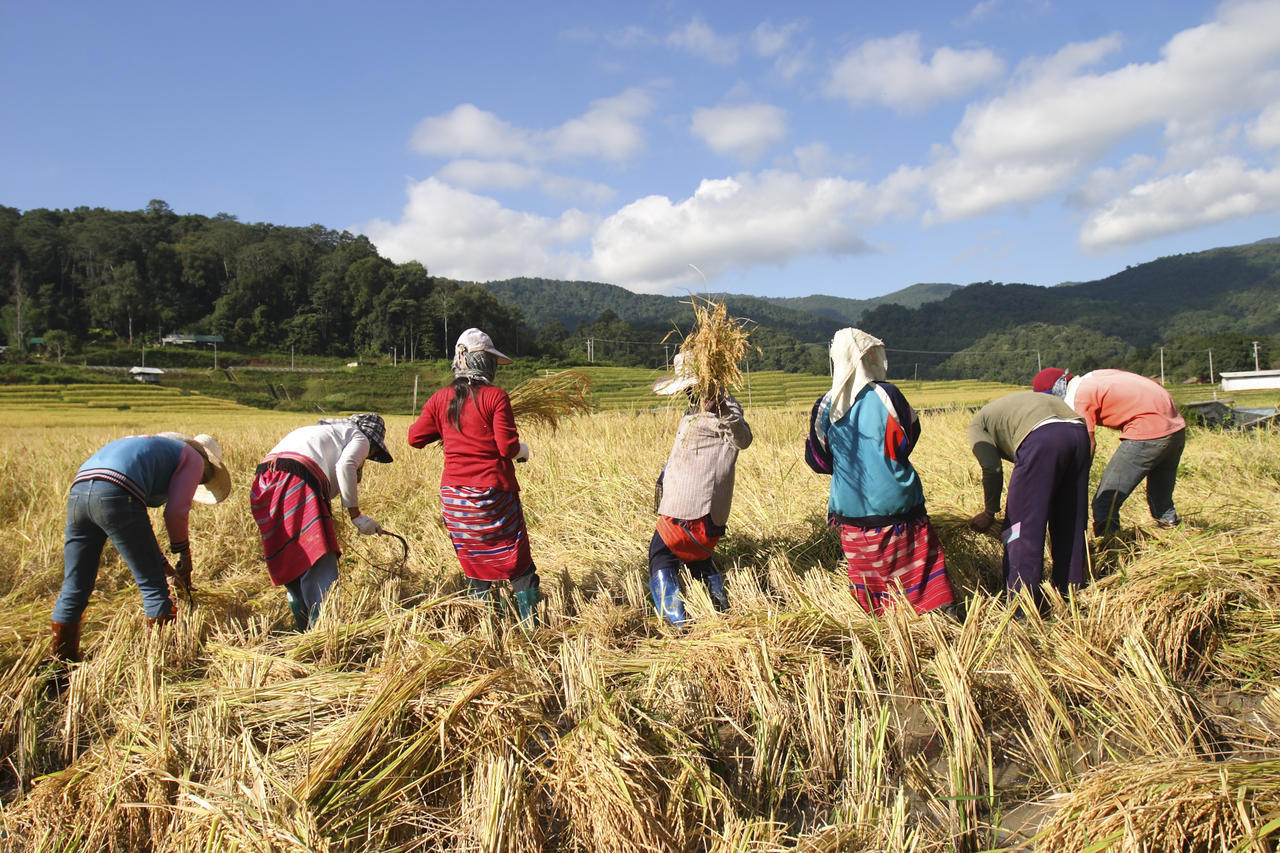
[1033, 757, 1280, 852]
[669, 297, 756, 402]
[507, 369, 594, 430]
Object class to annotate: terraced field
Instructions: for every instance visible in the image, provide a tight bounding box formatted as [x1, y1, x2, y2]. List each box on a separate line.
[0, 384, 253, 417]
[579, 368, 1022, 410]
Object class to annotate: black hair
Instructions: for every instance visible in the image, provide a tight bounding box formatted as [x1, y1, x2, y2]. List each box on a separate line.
[447, 377, 481, 431]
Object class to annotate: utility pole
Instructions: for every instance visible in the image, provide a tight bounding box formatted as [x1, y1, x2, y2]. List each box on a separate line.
[1254, 340, 1261, 371]
[1036, 350, 1042, 372]
[1208, 349, 1215, 385]
[1159, 346, 1165, 385]
[213, 340, 218, 369]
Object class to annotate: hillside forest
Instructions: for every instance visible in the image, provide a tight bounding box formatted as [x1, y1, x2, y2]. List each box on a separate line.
[2, 201, 1278, 384]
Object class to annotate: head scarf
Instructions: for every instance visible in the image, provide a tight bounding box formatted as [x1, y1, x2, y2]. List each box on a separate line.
[453, 349, 497, 383]
[827, 327, 887, 423]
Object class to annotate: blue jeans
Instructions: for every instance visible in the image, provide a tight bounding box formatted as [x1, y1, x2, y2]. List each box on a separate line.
[1093, 428, 1185, 534]
[53, 479, 174, 622]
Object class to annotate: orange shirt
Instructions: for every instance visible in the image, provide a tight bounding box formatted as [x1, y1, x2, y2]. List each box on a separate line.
[1067, 369, 1185, 440]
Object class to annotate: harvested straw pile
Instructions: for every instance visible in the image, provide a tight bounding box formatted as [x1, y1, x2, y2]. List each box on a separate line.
[669, 297, 755, 402]
[508, 369, 594, 430]
[1, 407, 1279, 851]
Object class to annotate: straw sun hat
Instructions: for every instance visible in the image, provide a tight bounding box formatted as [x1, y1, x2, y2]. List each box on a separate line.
[158, 432, 232, 504]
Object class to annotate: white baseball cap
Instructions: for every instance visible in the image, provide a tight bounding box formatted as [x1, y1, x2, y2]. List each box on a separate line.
[455, 328, 512, 364]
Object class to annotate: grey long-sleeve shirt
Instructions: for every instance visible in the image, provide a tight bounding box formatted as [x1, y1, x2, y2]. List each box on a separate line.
[657, 394, 753, 525]
[968, 391, 1082, 514]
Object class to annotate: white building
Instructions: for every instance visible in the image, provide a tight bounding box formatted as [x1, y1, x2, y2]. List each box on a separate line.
[1219, 369, 1280, 391]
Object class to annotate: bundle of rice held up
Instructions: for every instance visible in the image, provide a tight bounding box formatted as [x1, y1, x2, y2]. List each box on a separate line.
[672, 297, 755, 402]
[508, 369, 594, 430]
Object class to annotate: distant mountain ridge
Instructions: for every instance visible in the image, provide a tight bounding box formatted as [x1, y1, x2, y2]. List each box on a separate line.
[763, 283, 960, 325]
[479, 278, 956, 342]
[483, 240, 1280, 354]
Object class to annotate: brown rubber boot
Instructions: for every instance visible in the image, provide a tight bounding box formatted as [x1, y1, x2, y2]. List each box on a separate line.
[50, 620, 82, 662]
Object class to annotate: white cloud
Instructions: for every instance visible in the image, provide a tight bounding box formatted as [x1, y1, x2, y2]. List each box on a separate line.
[667, 18, 739, 64]
[410, 104, 533, 160]
[1080, 157, 1280, 250]
[364, 170, 923, 294]
[545, 89, 653, 162]
[363, 178, 595, 282]
[825, 32, 1004, 112]
[409, 88, 654, 166]
[1066, 155, 1158, 209]
[1248, 102, 1280, 148]
[690, 104, 788, 161]
[932, 1, 1280, 221]
[435, 160, 615, 204]
[752, 20, 811, 80]
[752, 20, 801, 57]
[589, 171, 891, 292]
[928, 158, 1081, 222]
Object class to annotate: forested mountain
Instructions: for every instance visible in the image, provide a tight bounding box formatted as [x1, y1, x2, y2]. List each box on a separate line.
[857, 241, 1280, 381]
[2, 200, 1277, 382]
[478, 277, 845, 341]
[764, 282, 959, 326]
[0, 201, 530, 360]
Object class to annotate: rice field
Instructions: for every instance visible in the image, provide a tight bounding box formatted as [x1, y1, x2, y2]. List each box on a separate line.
[1, 392, 1278, 851]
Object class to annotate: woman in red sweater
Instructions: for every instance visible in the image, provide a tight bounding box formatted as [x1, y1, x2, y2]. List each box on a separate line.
[408, 328, 539, 624]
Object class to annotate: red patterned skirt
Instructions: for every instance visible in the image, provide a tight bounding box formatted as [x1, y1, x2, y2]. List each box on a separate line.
[251, 453, 339, 586]
[840, 516, 954, 615]
[440, 486, 532, 581]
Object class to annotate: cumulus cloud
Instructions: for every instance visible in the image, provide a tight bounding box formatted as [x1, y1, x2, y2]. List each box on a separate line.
[362, 178, 595, 281]
[364, 169, 924, 294]
[544, 89, 653, 162]
[752, 20, 801, 57]
[410, 88, 654, 165]
[931, 1, 1280, 221]
[410, 104, 533, 160]
[435, 160, 614, 204]
[752, 20, 811, 80]
[1248, 102, 1280, 149]
[690, 103, 788, 161]
[668, 18, 738, 64]
[589, 171, 904, 292]
[825, 32, 1004, 112]
[1080, 157, 1280, 250]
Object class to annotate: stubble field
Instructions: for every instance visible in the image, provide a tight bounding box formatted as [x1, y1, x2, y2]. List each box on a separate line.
[1, 391, 1278, 851]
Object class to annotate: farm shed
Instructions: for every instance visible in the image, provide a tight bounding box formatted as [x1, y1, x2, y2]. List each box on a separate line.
[1219, 369, 1280, 391]
[129, 366, 165, 384]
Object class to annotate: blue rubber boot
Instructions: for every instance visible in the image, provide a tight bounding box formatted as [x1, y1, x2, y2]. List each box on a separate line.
[514, 588, 541, 628]
[702, 572, 729, 612]
[649, 567, 687, 628]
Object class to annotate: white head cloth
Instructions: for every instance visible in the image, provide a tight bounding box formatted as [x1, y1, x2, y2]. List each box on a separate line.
[827, 327, 887, 423]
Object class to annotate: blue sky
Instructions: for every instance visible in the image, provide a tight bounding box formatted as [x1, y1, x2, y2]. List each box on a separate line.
[4, 0, 1279, 299]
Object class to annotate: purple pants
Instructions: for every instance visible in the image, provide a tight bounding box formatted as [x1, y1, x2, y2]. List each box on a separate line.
[1002, 421, 1091, 603]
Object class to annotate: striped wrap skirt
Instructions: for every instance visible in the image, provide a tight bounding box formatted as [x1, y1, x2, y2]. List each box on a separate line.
[840, 516, 954, 615]
[251, 453, 339, 587]
[440, 486, 532, 581]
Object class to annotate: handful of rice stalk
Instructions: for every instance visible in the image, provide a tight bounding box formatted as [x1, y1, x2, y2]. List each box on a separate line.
[667, 297, 756, 403]
[508, 369, 594, 430]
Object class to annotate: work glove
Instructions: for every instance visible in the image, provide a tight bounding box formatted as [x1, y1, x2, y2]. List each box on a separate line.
[353, 515, 382, 535]
[174, 550, 194, 592]
[515, 442, 532, 463]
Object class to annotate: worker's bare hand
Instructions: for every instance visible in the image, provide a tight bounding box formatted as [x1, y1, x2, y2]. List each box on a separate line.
[968, 510, 996, 532]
